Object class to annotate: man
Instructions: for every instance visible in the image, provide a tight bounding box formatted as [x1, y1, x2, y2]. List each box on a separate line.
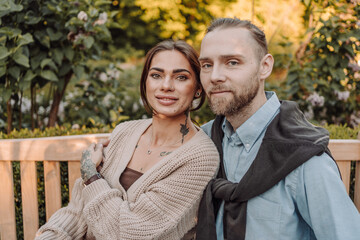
[196, 17, 360, 240]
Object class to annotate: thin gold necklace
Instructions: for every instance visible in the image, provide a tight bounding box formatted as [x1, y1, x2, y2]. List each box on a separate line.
[146, 129, 183, 156]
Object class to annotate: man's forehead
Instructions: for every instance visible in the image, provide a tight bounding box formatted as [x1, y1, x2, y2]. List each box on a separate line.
[200, 27, 258, 58]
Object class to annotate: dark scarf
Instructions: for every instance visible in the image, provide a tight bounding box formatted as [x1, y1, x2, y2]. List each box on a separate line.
[196, 100, 334, 240]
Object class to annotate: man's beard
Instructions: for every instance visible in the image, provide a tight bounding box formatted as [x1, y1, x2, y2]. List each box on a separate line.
[208, 78, 260, 116]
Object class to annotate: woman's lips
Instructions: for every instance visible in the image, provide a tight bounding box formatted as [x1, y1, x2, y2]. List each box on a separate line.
[156, 95, 178, 105]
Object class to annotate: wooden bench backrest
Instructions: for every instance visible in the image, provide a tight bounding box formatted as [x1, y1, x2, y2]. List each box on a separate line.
[0, 134, 359, 240]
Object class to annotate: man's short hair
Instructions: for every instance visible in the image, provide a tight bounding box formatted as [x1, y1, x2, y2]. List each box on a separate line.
[206, 17, 268, 60]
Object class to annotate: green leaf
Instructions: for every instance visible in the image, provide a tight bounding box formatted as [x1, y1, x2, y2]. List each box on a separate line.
[83, 36, 95, 49]
[16, 33, 34, 47]
[343, 44, 354, 57]
[12, 50, 30, 67]
[24, 10, 42, 25]
[94, 1, 113, 7]
[40, 70, 58, 82]
[46, 28, 63, 41]
[73, 65, 84, 79]
[64, 46, 74, 61]
[0, 35, 6, 45]
[23, 70, 36, 81]
[0, 0, 23, 18]
[34, 31, 50, 48]
[58, 62, 72, 77]
[0, 65, 6, 77]
[2, 88, 12, 101]
[30, 50, 46, 70]
[0, 46, 10, 60]
[40, 58, 58, 72]
[286, 72, 299, 84]
[326, 54, 337, 67]
[51, 48, 64, 65]
[8, 66, 20, 79]
[0, 27, 21, 39]
[19, 78, 31, 91]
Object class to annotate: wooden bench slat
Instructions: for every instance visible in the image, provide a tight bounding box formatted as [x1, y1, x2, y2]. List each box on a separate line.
[0, 161, 17, 240]
[0, 134, 110, 161]
[20, 161, 39, 240]
[328, 140, 360, 161]
[355, 161, 360, 212]
[337, 161, 351, 193]
[68, 162, 81, 200]
[44, 161, 61, 221]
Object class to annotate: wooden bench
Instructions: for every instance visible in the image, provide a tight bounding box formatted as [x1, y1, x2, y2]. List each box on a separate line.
[0, 134, 360, 240]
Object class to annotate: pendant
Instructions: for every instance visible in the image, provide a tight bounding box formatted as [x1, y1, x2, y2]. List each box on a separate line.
[147, 149, 152, 155]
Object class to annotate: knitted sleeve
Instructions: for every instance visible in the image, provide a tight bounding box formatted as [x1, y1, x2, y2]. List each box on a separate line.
[34, 178, 88, 240]
[81, 140, 219, 240]
[34, 123, 123, 239]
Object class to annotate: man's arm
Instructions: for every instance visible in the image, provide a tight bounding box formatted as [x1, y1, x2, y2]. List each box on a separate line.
[296, 153, 360, 240]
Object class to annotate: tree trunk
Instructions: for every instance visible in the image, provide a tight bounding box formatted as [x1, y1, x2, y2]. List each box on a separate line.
[19, 91, 23, 129]
[6, 98, 12, 134]
[30, 85, 36, 130]
[47, 73, 72, 127]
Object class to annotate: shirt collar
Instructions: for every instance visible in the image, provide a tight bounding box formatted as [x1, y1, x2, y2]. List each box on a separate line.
[222, 91, 281, 152]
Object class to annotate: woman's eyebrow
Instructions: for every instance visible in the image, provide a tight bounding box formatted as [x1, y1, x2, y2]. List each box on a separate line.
[149, 67, 164, 72]
[173, 69, 191, 74]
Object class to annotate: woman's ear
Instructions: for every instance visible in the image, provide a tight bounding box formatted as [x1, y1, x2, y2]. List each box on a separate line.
[194, 88, 202, 98]
[259, 54, 274, 80]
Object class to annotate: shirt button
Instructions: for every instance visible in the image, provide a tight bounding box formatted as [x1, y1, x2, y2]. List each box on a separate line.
[245, 143, 250, 148]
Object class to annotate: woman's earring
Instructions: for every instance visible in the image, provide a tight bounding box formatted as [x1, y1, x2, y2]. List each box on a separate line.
[195, 92, 200, 97]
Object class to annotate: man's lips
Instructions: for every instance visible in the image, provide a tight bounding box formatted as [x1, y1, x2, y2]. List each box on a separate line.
[209, 90, 232, 96]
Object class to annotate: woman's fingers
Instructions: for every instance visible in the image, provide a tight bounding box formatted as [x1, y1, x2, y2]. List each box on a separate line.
[95, 143, 103, 151]
[99, 138, 110, 147]
[88, 142, 96, 151]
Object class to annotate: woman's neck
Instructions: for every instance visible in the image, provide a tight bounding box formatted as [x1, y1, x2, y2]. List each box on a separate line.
[150, 113, 197, 147]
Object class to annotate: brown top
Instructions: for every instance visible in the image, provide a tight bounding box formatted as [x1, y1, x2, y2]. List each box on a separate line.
[119, 167, 143, 191]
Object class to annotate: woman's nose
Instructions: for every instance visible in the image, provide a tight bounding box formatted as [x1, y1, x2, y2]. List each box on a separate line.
[161, 76, 174, 91]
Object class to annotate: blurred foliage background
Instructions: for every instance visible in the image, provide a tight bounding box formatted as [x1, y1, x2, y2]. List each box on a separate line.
[0, 0, 359, 134]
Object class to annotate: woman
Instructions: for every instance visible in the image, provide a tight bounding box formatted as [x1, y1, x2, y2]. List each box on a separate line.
[35, 40, 219, 240]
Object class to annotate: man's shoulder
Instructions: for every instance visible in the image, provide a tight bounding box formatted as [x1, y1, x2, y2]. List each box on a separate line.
[201, 119, 215, 136]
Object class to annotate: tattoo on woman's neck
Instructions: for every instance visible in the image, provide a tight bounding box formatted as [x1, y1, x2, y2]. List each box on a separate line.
[180, 110, 190, 143]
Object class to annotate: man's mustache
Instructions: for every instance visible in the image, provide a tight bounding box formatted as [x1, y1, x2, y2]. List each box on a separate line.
[208, 85, 233, 94]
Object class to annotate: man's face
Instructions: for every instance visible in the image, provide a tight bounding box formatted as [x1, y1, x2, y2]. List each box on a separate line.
[199, 27, 263, 116]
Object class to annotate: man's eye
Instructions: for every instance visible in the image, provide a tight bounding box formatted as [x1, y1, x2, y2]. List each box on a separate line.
[228, 60, 239, 66]
[201, 63, 212, 69]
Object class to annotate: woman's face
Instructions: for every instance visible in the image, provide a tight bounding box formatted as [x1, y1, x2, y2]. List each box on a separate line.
[146, 50, 199, 118]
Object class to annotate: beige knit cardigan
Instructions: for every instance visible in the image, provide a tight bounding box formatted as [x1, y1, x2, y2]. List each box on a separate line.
[35, 119, 219, 240]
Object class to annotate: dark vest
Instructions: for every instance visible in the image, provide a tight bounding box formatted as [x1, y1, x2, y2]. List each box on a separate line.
[196, 100, 336, 240]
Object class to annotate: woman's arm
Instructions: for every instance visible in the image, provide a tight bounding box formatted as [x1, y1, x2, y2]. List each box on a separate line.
[34, 179, 87, 240]
[81, 144, 219, 240]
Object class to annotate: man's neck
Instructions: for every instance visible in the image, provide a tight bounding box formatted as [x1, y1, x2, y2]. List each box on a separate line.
[226, 92, 267, 130]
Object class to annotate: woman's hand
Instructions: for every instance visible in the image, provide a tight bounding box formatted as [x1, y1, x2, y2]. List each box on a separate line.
[80, 142, 104, 182]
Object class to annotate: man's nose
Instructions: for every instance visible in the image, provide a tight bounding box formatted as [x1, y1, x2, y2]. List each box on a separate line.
[210, 64, 226, 83]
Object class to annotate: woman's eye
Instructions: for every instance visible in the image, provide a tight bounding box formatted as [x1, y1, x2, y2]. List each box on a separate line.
[176, 75, 188, 81]
[150, 73, 161, 79]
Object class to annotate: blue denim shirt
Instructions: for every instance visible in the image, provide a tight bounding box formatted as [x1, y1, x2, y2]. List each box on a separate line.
[202, 92, 360, 240]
